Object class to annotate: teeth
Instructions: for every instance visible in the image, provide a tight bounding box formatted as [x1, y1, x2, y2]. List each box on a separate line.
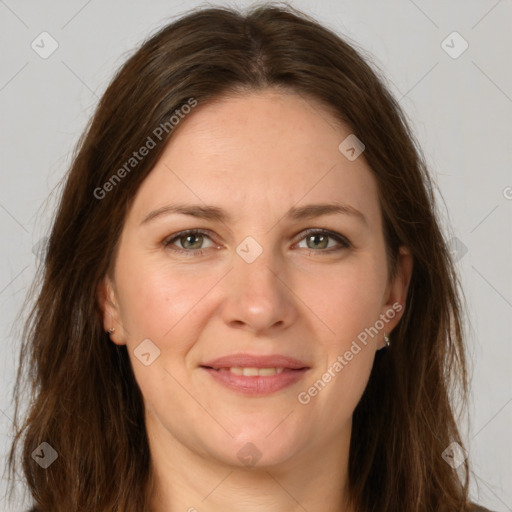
[227, 367, 285, 376]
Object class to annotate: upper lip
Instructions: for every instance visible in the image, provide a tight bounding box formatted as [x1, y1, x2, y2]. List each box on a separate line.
[201, 353, 310, 370]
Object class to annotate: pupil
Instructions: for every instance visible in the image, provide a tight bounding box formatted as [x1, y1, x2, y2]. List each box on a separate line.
[183, 234, 202, 249]
[308, 234, 327, 249]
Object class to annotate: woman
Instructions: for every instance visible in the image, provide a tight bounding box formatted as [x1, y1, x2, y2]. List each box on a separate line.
[7, 4, 494, 512]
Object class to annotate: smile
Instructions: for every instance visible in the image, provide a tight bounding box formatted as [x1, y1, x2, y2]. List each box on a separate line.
[217, 367, 285, 376]
[200, 366, 309, 395]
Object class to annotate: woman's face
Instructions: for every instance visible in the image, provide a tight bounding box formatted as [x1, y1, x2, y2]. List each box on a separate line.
[100, 89, 412, 470]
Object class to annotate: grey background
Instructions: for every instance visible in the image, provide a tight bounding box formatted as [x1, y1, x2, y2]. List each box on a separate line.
[1, 0, 511, 510]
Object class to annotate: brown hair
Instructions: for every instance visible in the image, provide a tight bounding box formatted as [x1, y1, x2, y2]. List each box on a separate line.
[7, 4, 473, 511]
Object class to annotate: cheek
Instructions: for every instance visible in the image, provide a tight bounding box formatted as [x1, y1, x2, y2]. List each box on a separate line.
[117, 268, 173, 338]
[115, 250, 221, 347]
[308, 259, 386, 344]
[115, 256, 214, 410]
[311, 263, 385, 414]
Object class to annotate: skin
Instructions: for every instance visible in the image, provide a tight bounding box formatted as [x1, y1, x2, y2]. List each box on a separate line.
[98, 89, 413, 512]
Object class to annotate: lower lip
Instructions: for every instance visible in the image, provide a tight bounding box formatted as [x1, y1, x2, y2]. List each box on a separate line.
[201, 367, 308, 395]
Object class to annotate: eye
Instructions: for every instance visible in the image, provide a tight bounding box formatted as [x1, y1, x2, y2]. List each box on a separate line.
[295, 229, 351, 252]
[162, 228, 351, 257]
[163, 229, 216, 255]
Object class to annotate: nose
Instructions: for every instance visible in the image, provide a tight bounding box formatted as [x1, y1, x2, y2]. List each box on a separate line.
[220, 244, 299, 335]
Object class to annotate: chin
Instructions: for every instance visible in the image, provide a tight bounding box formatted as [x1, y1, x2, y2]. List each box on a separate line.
[209, 430, 301, 470]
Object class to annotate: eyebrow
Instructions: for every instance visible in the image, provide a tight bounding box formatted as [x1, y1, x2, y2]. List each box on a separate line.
[140, 202, 368, 226]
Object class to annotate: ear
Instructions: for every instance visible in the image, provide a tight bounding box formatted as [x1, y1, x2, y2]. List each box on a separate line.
[379, 245, 413, 346]
[96, 274, 127, 346]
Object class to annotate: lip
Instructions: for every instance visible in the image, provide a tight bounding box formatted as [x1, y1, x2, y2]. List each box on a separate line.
[200, 353, 310, 396]
[201, 353, 309, 370]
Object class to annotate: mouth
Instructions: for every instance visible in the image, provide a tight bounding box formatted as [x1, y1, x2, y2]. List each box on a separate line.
[201, 353, 309, 371]
[199, 354, 310, 395]
[202, 366, 298, 376]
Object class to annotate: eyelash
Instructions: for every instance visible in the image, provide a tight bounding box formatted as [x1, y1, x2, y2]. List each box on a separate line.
[162, 228, 351, 257]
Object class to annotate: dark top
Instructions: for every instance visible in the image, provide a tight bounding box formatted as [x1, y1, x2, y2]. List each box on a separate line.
[27, 504, 496, 511]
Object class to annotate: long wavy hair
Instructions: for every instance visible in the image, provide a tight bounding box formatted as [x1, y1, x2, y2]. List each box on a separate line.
[7, 4, 473, 511]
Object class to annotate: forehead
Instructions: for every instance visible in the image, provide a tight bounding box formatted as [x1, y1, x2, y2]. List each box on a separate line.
[127, 89, 382, 230]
